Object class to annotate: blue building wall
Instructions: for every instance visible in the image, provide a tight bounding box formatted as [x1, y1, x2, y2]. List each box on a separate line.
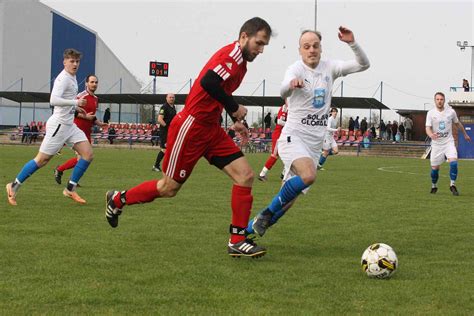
[50, 13, 96, 91]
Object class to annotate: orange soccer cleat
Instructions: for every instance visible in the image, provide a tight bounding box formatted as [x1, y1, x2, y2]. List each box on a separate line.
[6, 183, 17, 206]
[63, 188, 86, 204]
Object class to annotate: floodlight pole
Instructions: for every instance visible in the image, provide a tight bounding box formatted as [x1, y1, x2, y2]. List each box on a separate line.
[457, 41, 474, 91]
[314, 0, 318, 30]
[19, 77, 23, 126]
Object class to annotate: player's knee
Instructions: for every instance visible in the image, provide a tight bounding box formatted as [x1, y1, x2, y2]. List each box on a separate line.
[79, 151, 93, 162]
[161, 188, 178, 197]
[35, 157, 50, 168]
[237, 168, 254, 186]
[300, 172, 316, 186]
[333, 149, 339, 155]
[157, 179, 181, 197]
[34, 155, 52, 167]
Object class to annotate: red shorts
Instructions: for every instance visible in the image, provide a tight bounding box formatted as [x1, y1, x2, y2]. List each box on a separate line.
[270, 129, 282, 157]
[84, 132, 91, 143]
[163, 113, 242, 183]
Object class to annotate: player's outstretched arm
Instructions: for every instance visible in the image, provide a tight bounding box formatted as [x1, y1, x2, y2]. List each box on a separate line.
[338, 26, 355, 44]
[337, 26, 370, 76]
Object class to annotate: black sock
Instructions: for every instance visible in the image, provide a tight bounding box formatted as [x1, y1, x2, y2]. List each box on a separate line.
[155, 151, 165, 167]
[67, 181, 76, 192]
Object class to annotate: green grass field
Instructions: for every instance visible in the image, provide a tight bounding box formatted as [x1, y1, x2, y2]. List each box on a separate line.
[1, 145, 473, 314]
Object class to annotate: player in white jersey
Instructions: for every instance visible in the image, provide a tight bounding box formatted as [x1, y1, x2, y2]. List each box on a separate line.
[247, 27, 370, 238]
[317, 107, 341, 170]
[425, 92, 470, 196]
[6, 48, 94, 206]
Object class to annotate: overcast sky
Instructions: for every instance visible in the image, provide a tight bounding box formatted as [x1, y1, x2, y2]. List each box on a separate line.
[41, 0, 473, 121]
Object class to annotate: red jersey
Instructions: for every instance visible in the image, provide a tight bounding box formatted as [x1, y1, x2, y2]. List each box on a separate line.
[74, 90, 98, 135]
[183, 41, 247, 125]
[273, 104, 288, 135]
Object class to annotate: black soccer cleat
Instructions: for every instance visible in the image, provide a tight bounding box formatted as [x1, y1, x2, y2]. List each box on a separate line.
[450, 185, 459, 196]
[430, 187, 438, 194]
[54, 167, 63, 184]
[105, 191, 123, 228]
[228, 238, 266, 258]
[252, 209, 273, 237]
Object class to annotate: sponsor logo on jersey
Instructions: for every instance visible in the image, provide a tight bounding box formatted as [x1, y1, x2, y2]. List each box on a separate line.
[439, 121, 446, 130]
[301, 113, 329, 127]
[312, 88, 326, 109]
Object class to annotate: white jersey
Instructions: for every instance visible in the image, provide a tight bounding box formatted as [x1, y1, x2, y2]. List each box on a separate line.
[426, 106, 459, 146]
[326, 115, 338, 138]
[49, 69, 79, 125]
[280, 42, 369, 150]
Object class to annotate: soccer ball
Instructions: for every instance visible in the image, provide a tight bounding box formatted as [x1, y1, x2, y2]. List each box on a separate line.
[361, 243, 398, 279]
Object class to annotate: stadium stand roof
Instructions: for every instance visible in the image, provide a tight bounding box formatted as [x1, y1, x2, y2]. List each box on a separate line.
[396, 109, 427, 116]
[0, 91, 390, 110]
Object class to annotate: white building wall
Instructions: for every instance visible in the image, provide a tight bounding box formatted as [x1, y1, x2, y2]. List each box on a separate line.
[0, 0, 141, 125]
[0, 0, 53, 125]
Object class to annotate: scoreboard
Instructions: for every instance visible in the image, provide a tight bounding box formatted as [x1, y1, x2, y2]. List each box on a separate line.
[149, 61, 169, 77]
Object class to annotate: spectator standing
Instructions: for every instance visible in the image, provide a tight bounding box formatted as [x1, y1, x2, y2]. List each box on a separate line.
[360, 117, 368, 135]
[379, 119, 386, 139]
[30, 122, 39, 143]
[391, 121, 398, 142]
[386, 121, 392, 140]
[264, 112, 272, 130]
[103, 107, 111, 124]
[462, 79, 470, 92]
[354, 116, 360, 132]
[398, 123, 405, 141]
[404, 116, 413, 141]
[348, 116, 355, 134]
[21, 124, 31, 143]
[370, 125, 376, 139]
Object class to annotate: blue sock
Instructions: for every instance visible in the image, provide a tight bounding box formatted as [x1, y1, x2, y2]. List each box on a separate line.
[69, 158, 91, 186]
[431, 169, 439, 185]
[16, 160, 39, 183]
[246, 208, 288, 234]
[319, 155, 327, 166]
[245, 176, 308, 235]
[449, 161, 458, 181]
[246, 218, 255, 234]
[270, 208, 286, 226]
[269, 176, 308, 214]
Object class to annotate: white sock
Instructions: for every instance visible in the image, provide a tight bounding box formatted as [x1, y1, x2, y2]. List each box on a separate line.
[450, 180, 455, 186]
[260, 167, 268, 177]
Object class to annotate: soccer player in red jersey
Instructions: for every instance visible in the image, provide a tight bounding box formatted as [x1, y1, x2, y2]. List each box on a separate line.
[54, 75, 105, 185]
[258, 102, 288, 181]
[105, 17, 272, 258]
